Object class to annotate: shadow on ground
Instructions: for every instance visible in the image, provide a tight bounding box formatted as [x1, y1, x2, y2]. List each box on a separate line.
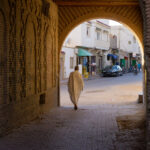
[116, 109, 146, 150]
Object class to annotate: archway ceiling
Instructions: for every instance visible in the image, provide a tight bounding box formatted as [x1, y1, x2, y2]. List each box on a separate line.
[55, 0, 143, 51]
[54, 0, 138, 6]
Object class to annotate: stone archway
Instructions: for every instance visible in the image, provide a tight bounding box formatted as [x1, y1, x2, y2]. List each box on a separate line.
[1, 0, 150, 148]
[56, 0, 145, 106]
[56, 1, 143, 51]
[56, 0, 149, 147]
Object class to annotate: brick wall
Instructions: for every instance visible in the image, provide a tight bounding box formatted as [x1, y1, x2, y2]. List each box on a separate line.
[139, 0, 150, 149]
[0, 1, 150, 148]
[0, 0, 59, 136]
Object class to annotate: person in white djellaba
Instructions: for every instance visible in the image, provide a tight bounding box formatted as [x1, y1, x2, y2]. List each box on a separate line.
[68, 66, 84, 110]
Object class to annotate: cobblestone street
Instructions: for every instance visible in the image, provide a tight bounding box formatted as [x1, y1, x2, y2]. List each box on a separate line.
[0, 73, 145, 150]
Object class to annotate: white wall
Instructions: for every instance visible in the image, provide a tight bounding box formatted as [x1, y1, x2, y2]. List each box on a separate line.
[62, 47, 77, 78]
[63, 20, 111, 51]
[111, 26, 140, 54]
[62, 20, 141, 73]
[62, 20, 112, 74]
[63, 20, 140, 55]
[103, 52, 113, 67]
[63, 25, 82, 47]
[81, 22, 95, 48]
[80, 21, 110, 50]
[99, 19, 110, 25]
[93, 21, 110, 50]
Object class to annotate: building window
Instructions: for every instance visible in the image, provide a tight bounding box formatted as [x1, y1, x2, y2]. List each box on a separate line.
[96, 28, 101, 40]
[128, 41, 131, 45]
[103, 31, 109, 41]
[106, 33, 108, 41]
[133, 36, 136, 43]
[70, 57, 74, 69]
[96, 31, 100, 40]
[113, 35, 116, 39]
[86, 26, 90, 37]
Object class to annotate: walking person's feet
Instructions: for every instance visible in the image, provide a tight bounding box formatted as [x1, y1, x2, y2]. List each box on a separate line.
[74, 104, 78, 110]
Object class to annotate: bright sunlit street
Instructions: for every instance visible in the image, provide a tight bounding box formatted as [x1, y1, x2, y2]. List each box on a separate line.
[61, 72, 143, 107]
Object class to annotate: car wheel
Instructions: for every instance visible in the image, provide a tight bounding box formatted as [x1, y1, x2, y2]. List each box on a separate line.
[116, 72, 119, 77]
[102, 74, 106, 77]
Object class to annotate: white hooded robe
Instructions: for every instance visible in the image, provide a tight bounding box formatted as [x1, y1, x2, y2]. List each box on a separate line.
[68, 71, 84, 106]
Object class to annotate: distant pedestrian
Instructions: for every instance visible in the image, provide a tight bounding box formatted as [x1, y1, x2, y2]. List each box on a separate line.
[134, 64, 138, 75]
[68, 66, 84, 110]
[138, 63, 141, 72]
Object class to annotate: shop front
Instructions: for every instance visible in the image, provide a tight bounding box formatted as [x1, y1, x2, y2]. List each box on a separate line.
[77, 48, 93, 77]
[107, 54, 118, 65]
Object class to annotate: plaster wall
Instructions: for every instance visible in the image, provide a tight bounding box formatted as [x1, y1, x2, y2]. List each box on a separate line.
[63, 21, 111, 50]
[93, 21, 110, 50]
[111, 26, 140, 54]
[61, 47, 77, 78]
[64, 25, 82, 47]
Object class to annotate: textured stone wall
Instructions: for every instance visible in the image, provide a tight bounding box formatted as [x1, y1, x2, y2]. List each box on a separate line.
[0, 0, 58, 136]
[139, 0, 150, 149]
[57, 2, 143, 51]
[1, 1, 150, 148]
[0, 7, 8, 105]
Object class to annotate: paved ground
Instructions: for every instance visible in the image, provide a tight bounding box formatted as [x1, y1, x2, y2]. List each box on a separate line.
[60, 72, 143, 107]
[0, 72, 146, 150]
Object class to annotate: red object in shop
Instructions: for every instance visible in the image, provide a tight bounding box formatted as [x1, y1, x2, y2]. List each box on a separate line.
[124, 56, 128, 60]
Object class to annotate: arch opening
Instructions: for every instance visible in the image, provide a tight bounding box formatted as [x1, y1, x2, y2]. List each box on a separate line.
[60, 17, 143, 55]
[59, 19, 145, 148]
[60, 18, 144, 105]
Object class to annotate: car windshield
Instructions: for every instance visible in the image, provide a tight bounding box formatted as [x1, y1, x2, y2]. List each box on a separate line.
[105, 66, 111, 69]
[103, 65, 120, 70]
[103, 66, 112, 70]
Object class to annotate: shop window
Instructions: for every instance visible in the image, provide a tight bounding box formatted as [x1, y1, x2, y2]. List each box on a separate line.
[107, 55, 110, 60]
[70, 57, 74, 69]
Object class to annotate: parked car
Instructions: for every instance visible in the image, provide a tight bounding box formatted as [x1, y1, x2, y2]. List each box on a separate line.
[102, 65, 123, 77]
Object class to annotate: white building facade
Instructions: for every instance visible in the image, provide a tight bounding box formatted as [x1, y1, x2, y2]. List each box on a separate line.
[60, 20, 141, 79]
[110, 25, 141, 70]
[60, 47, 77, 80]
[61, 20, 111, 79]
